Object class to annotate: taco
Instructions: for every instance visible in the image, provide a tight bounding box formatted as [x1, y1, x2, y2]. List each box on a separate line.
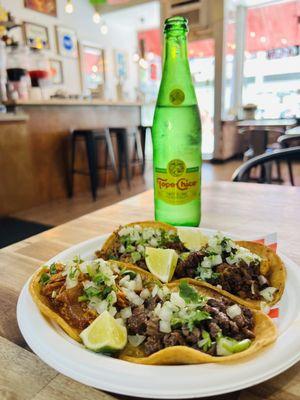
[96, 221, 185, 268]
[96, 222, 285, 309]
[30, 257, 276, 365]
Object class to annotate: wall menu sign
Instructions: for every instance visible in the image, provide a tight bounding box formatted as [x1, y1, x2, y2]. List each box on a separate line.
[267, 46, 299, 60]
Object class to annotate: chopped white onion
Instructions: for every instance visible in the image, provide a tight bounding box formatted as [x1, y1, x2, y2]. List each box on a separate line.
[119, 245, 126, 253]
[140, 288, 151, 299]
[170, 292, 186, 308]
[120, 306, 132, 319]
[258, 275, 268, 286]
[119, 275, 130, 286]
[259, 287, 277, 302]
[95, 299, 108, 314]
[134, 274, 143, 291]
[152, 285, 159, 297]
[128, 334, 145, 347]
[159, 320, 171, 333]
[124, 280, 136, 291]
[122, 288, 144, 306]
[159, 305, 173, 322]
[226, 304, 242, 319]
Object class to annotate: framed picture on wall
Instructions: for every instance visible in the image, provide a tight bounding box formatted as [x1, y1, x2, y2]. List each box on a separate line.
[23, 22, 50, 50]
[56, 26, 78, 58]
[114, 50, 128, 81]
[24, 0, 57, 17]
[79, 42, 105, 92]
[49, 59, 63, 84]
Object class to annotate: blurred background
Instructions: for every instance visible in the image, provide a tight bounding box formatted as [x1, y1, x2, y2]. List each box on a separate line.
[0, 0, 299, 246]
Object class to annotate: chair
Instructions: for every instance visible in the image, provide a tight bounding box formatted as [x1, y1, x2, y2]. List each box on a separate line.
[69, 129, 120, 200]
[238, 127, 285, 182]
[277, 134, 300, 186]
[232, 147, 300, 185]
[110, 127, 144, 189]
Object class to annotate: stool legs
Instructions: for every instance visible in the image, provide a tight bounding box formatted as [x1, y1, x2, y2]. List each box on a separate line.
[85, 133, 98, 201]
[68, 133, 76, 197]
[105, 129, 121, 194]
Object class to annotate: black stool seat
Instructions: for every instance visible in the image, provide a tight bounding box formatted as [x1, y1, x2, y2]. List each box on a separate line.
[69, 128, 120, 200]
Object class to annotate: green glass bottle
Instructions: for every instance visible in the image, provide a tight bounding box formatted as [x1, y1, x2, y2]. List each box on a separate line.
[152, 16, 202, 226]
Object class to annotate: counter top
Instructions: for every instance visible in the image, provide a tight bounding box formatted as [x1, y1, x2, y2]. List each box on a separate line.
[0, 113, 29, 122]
[7, 99, 142, 107]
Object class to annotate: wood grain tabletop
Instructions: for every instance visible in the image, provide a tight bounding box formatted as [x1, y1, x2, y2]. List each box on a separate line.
[1, 182, 300, 400]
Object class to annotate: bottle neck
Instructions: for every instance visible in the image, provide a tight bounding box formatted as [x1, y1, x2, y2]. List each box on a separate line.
[157, 31, 197, 106]
[163, 32, 189, 70]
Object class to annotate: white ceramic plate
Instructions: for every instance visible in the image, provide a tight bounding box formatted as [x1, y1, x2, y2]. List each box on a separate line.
[17, 229, 300, 399]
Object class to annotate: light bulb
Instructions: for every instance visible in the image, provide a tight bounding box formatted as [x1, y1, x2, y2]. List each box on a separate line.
[139, 58, 148, 69]
[65, 0, 74, 14]
[132, 53, 140, 62]
[93, 12, 101, 24]
[100, 23, 108, 35]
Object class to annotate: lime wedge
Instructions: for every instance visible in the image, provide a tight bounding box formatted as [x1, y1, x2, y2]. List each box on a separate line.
[80, 311, 127, 353]
[177, 228, 209, 251]
[145, 247, 178, 283]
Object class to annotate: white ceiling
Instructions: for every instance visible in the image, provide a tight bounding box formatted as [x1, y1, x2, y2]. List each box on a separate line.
[105, 1, 160, 31]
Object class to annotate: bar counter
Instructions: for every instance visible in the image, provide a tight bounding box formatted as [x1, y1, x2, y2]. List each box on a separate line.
[0, 100, 142, 216]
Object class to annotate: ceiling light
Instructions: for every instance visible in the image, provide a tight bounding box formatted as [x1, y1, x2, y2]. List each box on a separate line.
[260, 36, 267, 43]
[100, 23, 108, 35]
[139, 58, 148, 69]
[65, 0, 74, 14]
[93, 12, 101, 24]
[132, 52, 140, 62]
[281, 38, 287, 45]
[250, 31, 256, 38]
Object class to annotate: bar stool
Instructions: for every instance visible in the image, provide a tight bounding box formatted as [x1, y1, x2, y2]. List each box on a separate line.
[69, 128, 120, 200]
[109, 127, 144, 189]
[138, 125, 151, 174]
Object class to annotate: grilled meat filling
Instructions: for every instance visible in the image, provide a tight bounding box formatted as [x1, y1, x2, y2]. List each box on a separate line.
[175, 251, 269, 300]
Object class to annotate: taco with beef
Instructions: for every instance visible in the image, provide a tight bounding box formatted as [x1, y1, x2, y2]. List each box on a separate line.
[30, 257, 276, 365]
[96, 221, 285, 309]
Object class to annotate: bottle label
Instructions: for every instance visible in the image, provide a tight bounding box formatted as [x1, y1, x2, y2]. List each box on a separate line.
[155, 159, 200, 205]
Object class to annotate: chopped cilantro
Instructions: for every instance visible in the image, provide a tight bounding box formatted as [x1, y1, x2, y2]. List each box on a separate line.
[69, 265, 79, 279]
[84, 286, 101, 298]
[49, 263, 57, 275]
[186, 310, 211, 331]
[198, 330, 212, 351]
[39, 273, 50, 285]
[92, 272, 105, 285]
[179, 280, 200, 303]
[73, 255, 83, 264]
[131, 252, 141, 263]
[120, 269, 137, 279]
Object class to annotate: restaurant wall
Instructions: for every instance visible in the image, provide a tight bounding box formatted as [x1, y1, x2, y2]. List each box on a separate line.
[0, 0, 139, 100]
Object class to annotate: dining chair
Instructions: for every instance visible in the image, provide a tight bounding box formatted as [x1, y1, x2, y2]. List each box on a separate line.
[231, 147, 300, 185]
[277, 134, 300, 186]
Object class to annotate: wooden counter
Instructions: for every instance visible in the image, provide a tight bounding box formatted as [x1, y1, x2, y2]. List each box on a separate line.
[0, 101, 142, 216]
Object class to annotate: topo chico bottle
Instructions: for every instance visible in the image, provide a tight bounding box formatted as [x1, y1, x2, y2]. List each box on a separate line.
[152, 16, 202, 226]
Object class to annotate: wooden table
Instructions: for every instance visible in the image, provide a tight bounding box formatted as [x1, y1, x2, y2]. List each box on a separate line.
[1, 182, 300, 400]
[236, 119, 297, 129]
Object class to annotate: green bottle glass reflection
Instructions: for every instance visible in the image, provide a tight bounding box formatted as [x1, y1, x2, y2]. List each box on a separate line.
[152, 16, 202, 226]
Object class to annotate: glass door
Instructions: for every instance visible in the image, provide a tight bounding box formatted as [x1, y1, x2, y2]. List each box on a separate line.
[188, 39, 215, 158]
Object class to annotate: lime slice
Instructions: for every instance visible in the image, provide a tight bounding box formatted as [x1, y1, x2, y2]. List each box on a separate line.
[80, 311, 127, 353]
[177, 228, 209, 251]
[145, 247, 178, 283]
